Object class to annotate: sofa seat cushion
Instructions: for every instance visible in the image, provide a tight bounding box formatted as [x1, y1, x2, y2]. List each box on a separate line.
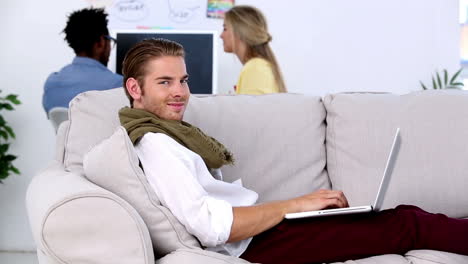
[329, 254, 409, 264]
[156, 248, 252, 264]
[405, 250, 468, 264]
[83, 127, 201, 257]
[324, 90, 468, 218]
[329, 250, 468, 264]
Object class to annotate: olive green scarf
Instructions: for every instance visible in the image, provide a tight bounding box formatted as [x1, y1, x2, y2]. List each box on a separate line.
[118, 107, 234, 169]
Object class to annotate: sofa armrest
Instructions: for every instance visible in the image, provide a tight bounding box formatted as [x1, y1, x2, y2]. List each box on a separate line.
[26, 161, 154, 264]
[156, 248, 253, 264]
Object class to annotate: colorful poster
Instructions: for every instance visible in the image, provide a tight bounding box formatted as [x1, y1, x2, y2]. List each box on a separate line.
[207, 0, 234, 19]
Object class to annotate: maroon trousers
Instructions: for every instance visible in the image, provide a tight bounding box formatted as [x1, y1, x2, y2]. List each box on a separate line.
[240, 205, 468, 264]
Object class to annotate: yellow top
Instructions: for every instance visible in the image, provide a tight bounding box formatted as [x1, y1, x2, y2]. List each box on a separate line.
[235, 58, 279, 95]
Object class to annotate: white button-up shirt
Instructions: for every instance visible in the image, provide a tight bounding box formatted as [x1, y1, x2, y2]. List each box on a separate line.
[135, 133, 258, 256]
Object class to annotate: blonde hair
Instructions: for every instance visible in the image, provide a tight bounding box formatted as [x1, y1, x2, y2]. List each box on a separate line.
[225, 5, 287, 93]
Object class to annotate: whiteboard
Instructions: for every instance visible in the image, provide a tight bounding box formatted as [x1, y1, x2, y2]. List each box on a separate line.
[107, 0, 222, 30]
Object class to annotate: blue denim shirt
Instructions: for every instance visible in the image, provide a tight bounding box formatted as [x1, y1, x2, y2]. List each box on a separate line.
[42, 56, 123, 113]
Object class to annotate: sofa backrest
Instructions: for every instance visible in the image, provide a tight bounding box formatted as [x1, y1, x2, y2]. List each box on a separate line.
[62, 88, 330, 202]
[61, 88, 330, 256]
[324, 90, 468, 218]
[184, 94, 330, 202]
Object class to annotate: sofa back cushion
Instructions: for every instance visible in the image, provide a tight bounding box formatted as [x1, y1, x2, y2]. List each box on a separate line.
[184, 94, 330, 202]
[83, 127, 201, 257]
[324, 90, 468, 218]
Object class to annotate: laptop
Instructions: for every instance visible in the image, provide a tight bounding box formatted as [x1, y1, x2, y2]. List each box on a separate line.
[285, 127, 401, 219]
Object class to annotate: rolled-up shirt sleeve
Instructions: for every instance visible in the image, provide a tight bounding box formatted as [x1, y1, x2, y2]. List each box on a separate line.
[135, 133, 233, 247]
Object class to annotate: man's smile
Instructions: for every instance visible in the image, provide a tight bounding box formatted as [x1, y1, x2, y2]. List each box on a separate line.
[167, 102, 185, 111]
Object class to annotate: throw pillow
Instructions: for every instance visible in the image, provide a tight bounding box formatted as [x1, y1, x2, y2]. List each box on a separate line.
[83, 126, 201, 257]
[64, 88, 129, 172]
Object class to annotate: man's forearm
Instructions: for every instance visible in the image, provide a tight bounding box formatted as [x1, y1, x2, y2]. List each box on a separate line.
[227, 200, 293, 243]
[226, 189, 349, 243]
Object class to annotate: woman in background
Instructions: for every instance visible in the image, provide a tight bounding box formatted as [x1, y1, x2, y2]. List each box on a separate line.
[221, 5, 287, 94]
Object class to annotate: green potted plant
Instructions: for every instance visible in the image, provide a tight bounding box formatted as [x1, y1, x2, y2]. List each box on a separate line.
[420, 68, 464, 90]
[0, 91, 21, 183]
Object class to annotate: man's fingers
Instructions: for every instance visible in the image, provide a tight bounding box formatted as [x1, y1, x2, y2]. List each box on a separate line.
[342, 195, 349, 207]
[323, 190, 345, 200]
[297, 189, 349, 211]
[322, 191, 348, 208]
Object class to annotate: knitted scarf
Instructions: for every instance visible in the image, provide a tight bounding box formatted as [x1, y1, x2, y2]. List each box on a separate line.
[118, 107, 234, 169]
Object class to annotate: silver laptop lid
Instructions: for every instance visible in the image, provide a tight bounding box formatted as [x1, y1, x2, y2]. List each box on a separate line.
[373, 128, 401, 211]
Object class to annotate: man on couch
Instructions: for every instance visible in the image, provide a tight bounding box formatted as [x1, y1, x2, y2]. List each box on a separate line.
[118, 38, 468, 264]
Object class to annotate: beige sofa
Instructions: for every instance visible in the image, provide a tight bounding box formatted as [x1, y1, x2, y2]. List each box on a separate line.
[26, 88, 468, 264]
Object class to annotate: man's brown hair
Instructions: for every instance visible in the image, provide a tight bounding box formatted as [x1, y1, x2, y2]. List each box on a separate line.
[122, 38, 185, 106]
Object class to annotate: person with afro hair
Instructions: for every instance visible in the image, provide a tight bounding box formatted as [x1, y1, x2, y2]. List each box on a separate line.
[43, 7, 122, 115]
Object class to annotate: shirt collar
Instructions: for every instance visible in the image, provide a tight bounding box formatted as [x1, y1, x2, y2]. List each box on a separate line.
[72, 56, 107, 70]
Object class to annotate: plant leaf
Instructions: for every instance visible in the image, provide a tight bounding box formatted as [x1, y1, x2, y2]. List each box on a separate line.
[4, 155, 17, 162]
[4, 126, 15, 139]
[444, 69, 448, 86]
[5, 95, 21, 105]
[0, 103, 14, 111]
[436, 72, 443, 89]
[0, 144, 9, 153]
[10, 166, 20, 174]
[449, 68, 463, 84]
[420, 81, 428, 90]
[0, 130, 8, 140]
[0, 164, 8, 178]
[432, 76, 437, 89]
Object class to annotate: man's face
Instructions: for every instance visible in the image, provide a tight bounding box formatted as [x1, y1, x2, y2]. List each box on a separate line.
[132, 56, 190, 121]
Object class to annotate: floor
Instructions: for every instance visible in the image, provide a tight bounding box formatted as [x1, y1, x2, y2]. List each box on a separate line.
[0, 251, 39, 264]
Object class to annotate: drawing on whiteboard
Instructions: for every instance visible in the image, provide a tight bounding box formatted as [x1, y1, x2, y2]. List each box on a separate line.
[167, 0, 200, 23]
[108, 0, 214, 29]
[112, 0, 149, 22]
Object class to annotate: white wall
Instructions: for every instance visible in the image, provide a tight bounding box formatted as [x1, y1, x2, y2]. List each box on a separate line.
[0, 0, 88, 251]
[241, 0, 460, 96]
[0, 0, 459, 251]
